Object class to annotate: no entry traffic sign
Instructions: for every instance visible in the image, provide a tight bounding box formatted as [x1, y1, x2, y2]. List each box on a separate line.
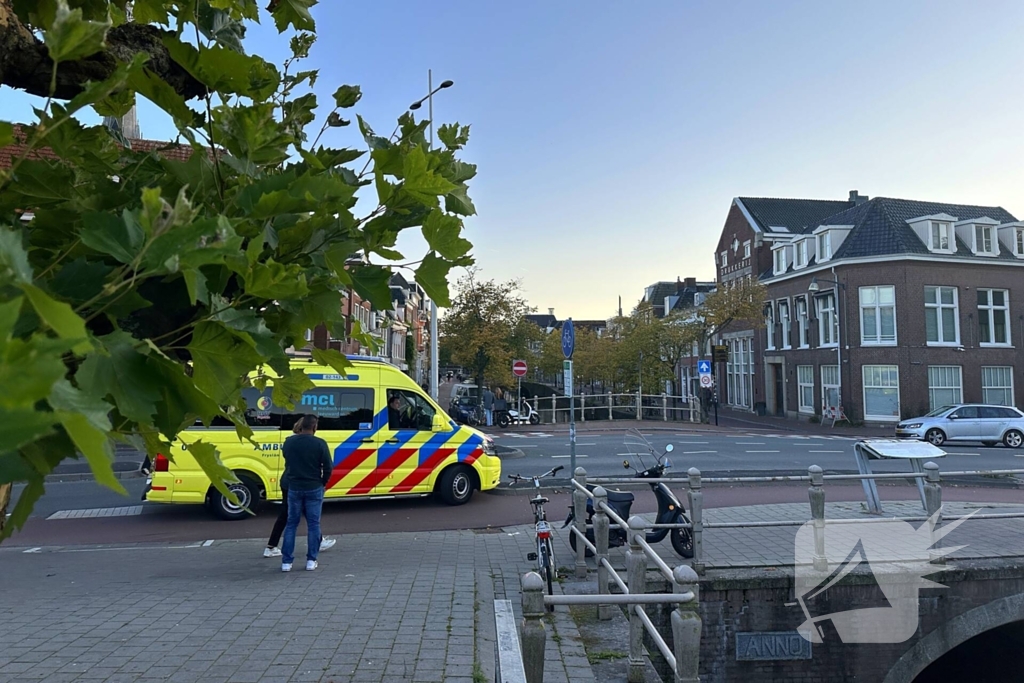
[512, 359, 528, 377]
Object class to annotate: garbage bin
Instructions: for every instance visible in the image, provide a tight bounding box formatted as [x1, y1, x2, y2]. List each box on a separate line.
[754, 401, 767, 416]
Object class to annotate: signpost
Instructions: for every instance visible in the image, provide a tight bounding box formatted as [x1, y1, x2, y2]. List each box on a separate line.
[562, 320, 576, 473]
[512, 360, 527, 415]
[698, 358, 718, 425]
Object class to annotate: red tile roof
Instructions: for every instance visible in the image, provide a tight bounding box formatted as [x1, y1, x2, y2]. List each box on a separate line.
[0, 123, 197, 171]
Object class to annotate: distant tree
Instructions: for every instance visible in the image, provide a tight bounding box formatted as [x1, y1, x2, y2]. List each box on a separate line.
[439, 271, 538, 389]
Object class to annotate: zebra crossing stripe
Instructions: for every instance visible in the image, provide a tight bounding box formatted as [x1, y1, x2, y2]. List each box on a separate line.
[47, 506, 143, 520]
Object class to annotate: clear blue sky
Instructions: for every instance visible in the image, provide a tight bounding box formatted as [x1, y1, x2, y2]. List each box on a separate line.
[4, 0, 1024, 319]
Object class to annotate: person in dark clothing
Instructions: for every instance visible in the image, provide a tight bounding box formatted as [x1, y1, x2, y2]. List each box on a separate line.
[280, 414, 333, 572]
[264, 420, 335, 558]
[387, 393, 408, 429]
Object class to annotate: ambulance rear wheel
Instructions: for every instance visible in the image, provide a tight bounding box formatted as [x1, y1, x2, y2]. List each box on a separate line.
[437, 465, 474, 505]
[211, 476, 260, 521]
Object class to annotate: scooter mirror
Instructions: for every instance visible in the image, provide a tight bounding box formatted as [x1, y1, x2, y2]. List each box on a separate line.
[623, 460, 630, 469]
[665, 444, 674, 453]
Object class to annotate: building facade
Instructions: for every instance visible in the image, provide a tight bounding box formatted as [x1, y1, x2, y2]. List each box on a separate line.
[715, 192, 1023, 424]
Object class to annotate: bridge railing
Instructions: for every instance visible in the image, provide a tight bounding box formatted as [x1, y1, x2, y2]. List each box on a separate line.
[532, 393, 700, 424]
[580, 464, 1024, 575]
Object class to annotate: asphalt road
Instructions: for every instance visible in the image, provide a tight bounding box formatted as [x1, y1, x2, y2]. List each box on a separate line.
[487, 427, 1024, 477]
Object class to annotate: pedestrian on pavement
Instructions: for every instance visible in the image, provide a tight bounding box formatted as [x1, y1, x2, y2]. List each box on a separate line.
[482, 386, 495, 427]
[264, 420, 336, 558]
[280, 414, 333, 572]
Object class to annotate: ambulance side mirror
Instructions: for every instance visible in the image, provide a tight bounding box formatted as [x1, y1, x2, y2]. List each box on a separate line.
[432, 413, 448, 432]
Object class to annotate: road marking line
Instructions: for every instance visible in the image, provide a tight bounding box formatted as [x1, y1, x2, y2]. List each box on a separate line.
[516, 445, 538, 448]
[58, 544, 205, 552]
[674, 441, 709, 444]
[551, 455, 588, 459]
[202, 540, 214, 547]
[684, 450, 717, 454]
[746, 450, 780, 453]
[736, 442, 765, 445]
[23, 547, 41, 554]
[47, 505, 143, 520]
[565, 443, 597, 447]
[809, 450, 844, 453]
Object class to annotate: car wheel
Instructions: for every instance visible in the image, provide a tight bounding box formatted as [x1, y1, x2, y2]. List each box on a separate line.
[925, 428, 946, 447]
[1004, 430, 1024, 449]
[210, 476, 260, 521]
[437, 465, 474, 505]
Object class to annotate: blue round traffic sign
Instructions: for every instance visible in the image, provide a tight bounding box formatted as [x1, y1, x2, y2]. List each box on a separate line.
[561, 318, 575, 359]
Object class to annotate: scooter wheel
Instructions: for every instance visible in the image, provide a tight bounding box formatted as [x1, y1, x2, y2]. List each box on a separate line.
[529, 414, 540, 425]
[671, 527, 694, 559]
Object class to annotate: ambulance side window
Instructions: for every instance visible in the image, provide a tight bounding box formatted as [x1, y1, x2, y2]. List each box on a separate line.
[195, 388, 279, 428]
[280, 388, 375, 432]
[387, 389, 436, 431]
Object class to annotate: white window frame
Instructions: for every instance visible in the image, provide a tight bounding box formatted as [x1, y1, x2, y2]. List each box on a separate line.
[974, 224, 996, 256]
[863, 365, 901, 422]
[1016, 229, 1024, 258]
[815, 293, 838, 347]
[721, 250, 728, 268]
[794, 241, 807, 269]
[927, 366, 963, 410]
[982, 366, 1015, 406]
[821, 365, 840, 412]
[930, 221, 954, 253]
[743, 241, 751, 259]
[765, 304, 776, 351]
[925, 286, 960, 346]
[859, 286, 897, 346]
[978, 288, 1011, 347]
[797, 365, 814, 414]
[773, 248, 786, 275]
[817, 231, 832, 262]
[779, 300, 791, 349]
[796, 297, 809, 348]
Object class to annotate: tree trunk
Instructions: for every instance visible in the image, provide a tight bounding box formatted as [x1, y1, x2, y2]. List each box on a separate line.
[0, 0, 206, 100]
[0, 482, 11, 536]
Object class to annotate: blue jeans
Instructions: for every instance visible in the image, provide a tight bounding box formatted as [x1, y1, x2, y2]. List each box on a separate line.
[282, 487, 324, 564]
[485, 409, 493, 426]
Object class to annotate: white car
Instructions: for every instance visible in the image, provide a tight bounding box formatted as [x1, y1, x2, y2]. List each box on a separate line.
[895, 404, 1024, 448]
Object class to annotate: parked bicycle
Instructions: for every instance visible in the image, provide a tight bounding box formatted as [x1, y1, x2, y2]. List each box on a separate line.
[508, 465, 564, 609]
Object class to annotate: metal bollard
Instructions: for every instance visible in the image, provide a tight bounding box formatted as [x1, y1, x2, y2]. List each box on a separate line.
[672, 565, 702, 683]
[550, 395, 556, 425]
[608, 392, 613, 421]
[687, 468, 705, 575]
[626, 515, 648, 683]
[520, 572, 546, 683]
[636, 391, 642, 421]
[593, 486, 613, 621]
[581, 394, 586, 422]
[573, 467, 589, 579]
[924, 462, 944, 565]
[808, 465, 827, 572]
[663, 393, 668, 421]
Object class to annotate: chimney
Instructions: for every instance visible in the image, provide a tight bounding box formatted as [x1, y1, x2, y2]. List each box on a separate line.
[548, 308, 555, 317]
[849, 190, 868, 205]
[684, 277, 696, 288]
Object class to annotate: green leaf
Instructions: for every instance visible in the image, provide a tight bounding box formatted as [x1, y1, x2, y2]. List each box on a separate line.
[184, 269, 209, 306]
[49, 258, 113, 304]
[214, 103, 292, 170]
[0, 121, 13, 148]
[80, 211, 144, 264]
[0, 297, 23, 352]
[311, 347, 352, 376]
[77, 332, 163, 424]
[0, 407, 57, 453]
[132, 0, 170, 24]
[147, 355, 222, 437]
[402, 147, 457, 206]
[349, 265, 393, 310]
[197, 3, 247, 52]
[43, 0, 110, 64]
[128, 68, 195, 127]
[0, 227, 33, 284]
[49, 379, 124, 494]
[0, 478, 43, 541]
[20, 284, 91, 354]
[270, 0, 317, 32]
[437, 122, 471, 150]
[332, 85, 361, 109]
[188, 321, 263, 403]
[422, 210, 472, 260]
[243, 260, 309, 299]
[162, 36, 279, 101]
[269, 369, 315, 410]
[187, 440, 245, 510]
[324, 243, 357, 284]
[445, 183, 477, 217]
[67, 53, 147, 116]
[415, 252, 453, 307]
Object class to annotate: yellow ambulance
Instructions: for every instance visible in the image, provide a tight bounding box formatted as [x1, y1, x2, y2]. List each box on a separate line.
[143, 356, 502, 520]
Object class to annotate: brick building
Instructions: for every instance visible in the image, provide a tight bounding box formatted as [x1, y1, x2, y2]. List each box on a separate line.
[714, 191, 1023, 424]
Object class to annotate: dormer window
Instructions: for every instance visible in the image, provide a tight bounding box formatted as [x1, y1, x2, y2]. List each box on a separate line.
[773, 248, 786, 275]
[817, 232, 832, 262]
[794, 240, 808, 268]
[1017, 229, 1024, 256]
[975, 224, 994, 254]
[931, 222, 952, 251]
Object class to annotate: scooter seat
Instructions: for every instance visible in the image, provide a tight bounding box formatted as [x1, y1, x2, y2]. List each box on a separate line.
[605, 490, 634, 504]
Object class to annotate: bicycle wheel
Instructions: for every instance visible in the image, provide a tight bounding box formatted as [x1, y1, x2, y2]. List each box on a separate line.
[538, 539, 555, 611]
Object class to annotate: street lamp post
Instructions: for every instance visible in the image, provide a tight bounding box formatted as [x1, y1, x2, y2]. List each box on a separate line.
[808, 276, 847, 423]
[410, 71, 454, 402]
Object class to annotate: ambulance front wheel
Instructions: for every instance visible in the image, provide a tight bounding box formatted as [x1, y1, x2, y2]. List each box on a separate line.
[437, 465, 475, 506]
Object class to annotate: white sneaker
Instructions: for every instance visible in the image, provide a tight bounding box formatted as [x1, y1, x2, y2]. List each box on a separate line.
[306, 560, 317, 571]
[281, 563, 292, 572]
[319, 538, 336, 551]
[264, 547, 282, 558]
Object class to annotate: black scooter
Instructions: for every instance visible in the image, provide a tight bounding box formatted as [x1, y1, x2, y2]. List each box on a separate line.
[563, 431, 694, 558]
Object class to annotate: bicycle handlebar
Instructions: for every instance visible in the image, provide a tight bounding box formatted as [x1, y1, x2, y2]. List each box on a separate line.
[507, 465, 565, 484]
